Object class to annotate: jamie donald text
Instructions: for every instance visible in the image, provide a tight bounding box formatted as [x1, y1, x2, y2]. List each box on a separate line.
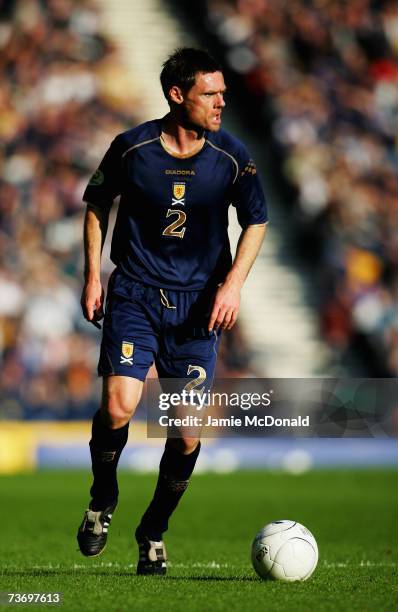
[158, 415, 310, 428]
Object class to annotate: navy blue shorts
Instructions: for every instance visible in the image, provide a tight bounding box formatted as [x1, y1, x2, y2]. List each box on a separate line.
[98, 270, 220, 386]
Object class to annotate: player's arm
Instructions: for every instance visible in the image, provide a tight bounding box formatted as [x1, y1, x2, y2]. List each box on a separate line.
[209, 146, 268, 332]
[209, 223, 266, 332]
[81, 204, 110, 328]
[80, 135, 123, 328]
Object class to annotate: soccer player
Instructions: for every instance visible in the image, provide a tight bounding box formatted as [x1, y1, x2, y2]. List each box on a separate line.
[77, 47, 267, 574]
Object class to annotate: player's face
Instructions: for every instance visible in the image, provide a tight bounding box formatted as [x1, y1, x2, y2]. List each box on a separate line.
[183, 71, 226, 132]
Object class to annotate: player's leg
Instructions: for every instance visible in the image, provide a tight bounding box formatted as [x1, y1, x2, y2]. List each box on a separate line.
[135, 433, 201, 575]
[89, 375, 143, 511]
[77, 375, 143, 557]
[77, 276, 158, 557]
[135, 287, 220, 575]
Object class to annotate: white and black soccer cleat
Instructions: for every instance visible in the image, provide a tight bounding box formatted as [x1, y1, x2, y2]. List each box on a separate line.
[135, 530, 167, 576]
[77, 505, 116, 557]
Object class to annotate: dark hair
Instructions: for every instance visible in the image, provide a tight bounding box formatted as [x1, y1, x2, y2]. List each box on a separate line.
[160, 47, 221, 101]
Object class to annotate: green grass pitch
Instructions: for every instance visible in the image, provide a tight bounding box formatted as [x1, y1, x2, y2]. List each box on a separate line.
[0, 469, 397, 611]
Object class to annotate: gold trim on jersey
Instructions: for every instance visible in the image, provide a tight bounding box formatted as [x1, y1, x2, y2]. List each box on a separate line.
[121, 137, 161, 159]
[205, 139, 239, 183]
[159, 134, 205, 159]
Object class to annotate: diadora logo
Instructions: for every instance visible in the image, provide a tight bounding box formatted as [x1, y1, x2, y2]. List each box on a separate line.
[165, 169, 195, 175]
[172, 182, 186, 206]
[120, 341, 134, 365]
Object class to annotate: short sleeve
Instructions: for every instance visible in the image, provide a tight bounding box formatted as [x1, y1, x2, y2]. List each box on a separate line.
[83, 136, 123, 211]
[231, 148, 268, 229]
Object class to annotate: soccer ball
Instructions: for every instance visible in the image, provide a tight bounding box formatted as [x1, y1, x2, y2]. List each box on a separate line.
[251, 520, 318, 581]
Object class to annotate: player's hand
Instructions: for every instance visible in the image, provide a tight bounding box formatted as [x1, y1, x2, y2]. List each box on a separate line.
[208, 280, 241, 332]
[81, 279, 104, 329]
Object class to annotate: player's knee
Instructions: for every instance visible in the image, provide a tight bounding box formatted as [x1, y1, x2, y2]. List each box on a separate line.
[169, 437, 200, 455]
[102, 399, 132, 428]
[101, 380, 141, 428]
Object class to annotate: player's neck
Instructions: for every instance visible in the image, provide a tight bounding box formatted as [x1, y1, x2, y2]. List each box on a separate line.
[161, 115, 205, 158]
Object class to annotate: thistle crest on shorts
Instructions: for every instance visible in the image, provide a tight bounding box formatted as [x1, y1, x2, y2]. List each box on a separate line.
[120, 341, 134, 365]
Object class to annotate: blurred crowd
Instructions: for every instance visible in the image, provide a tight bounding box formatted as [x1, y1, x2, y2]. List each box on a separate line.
[0, 0, 137, 419]
[204, 0, 398, 374]
[0, 0, 256, 420]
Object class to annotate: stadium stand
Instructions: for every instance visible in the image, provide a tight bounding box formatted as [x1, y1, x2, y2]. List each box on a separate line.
[0, 0, 138, 419]
[172, 0, 398, 376]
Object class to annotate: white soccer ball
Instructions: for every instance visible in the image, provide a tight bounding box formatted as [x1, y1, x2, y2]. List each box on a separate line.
[251, 520, 318, 581]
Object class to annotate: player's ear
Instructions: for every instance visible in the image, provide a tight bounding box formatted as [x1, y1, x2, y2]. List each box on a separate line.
[168, 85, 184, 105]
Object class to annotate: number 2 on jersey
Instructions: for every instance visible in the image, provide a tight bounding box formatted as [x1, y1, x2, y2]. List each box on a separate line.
[162, 209, 186, 239]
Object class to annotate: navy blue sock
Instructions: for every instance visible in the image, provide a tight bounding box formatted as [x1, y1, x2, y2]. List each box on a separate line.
[89, 410, 129, 510]
[137, 440, 201, 541]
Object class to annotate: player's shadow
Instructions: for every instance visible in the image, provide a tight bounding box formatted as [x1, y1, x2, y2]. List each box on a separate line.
[167, 575, 258, 582]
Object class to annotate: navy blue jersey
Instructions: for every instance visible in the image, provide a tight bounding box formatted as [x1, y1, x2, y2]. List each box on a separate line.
[83, 118, 267, 290]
